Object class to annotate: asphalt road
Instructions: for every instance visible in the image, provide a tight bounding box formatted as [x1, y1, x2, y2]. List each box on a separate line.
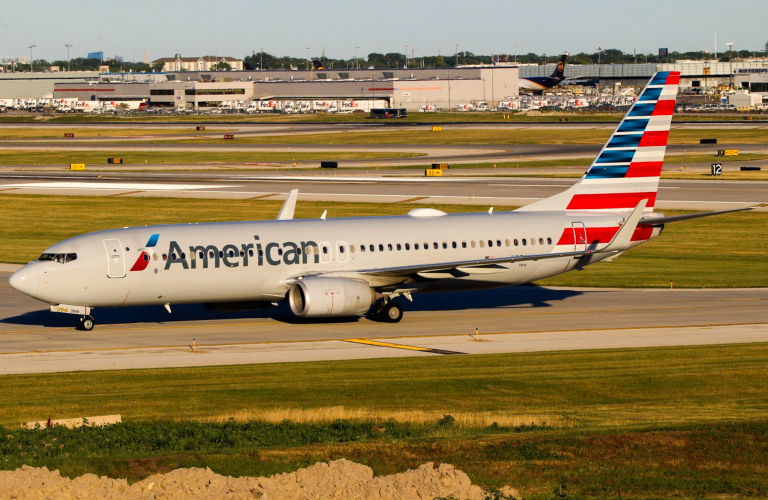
[1, 170, 765, 210]
[1, 270, 767, 374]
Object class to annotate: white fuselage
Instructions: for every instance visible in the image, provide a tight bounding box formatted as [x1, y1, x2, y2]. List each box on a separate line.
[11, 210, 661, 310]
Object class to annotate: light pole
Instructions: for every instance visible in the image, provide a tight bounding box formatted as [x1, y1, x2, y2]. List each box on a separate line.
[65, 44, 73, 72]
[306, 47, 310, 71]
[727, 42, 734, 88]
[455, 44, 459, 67]
[28, 45, 35, 72]
[596, 46, 603, 65]
[260, 48, 263, 70]
[405, 45, 408, 68]
[355, 46, 359, 69]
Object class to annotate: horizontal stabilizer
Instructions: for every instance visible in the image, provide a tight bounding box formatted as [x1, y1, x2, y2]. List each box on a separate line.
[639, 204, 762, 226]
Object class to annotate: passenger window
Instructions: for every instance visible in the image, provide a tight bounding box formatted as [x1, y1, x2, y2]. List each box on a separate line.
[171, 253, 177, 260]
[514, 239, 519, 246]
[539, 238, 544, 245]
[423, 243, 428, 249]
[240, 250, 244, 257]
[405, 243, 410, 250]
[350, 245, 355, 253]
[497, 240, 502, 247]
[471, 241, 476, 248]
[259, 249, 264, 257]
[228, 250, 235, 258]
[219, 251, 224, 258]
[370, 245, 375, 252]
[379, 244, 384, 252]
[452, 242, 457, 249]
[249, 249, 254, 257]
[397, 243, 402, 251]
[547, 237, 552, 245]
[361, 245, 366, 252]
[209, 250, 215, 258]
[434, 242, 438, 249]
[505, 239, 510, 247]
[297, 248, 302, 255]
[488, 240, 493, 247]
[163, 254, 168, 261]
[415, 243, 420, 250]
[522, 239, 527, 246]
[143, 254, 149, 262]
[531, 238, 536, 246]
[462, 241, 467, 248]
[339, 246, 345, 254]
[480, 240, 486, 248]
[388, 243, 393, 251]
[322, 247, 328, 254]
[153, 253, 158, 261]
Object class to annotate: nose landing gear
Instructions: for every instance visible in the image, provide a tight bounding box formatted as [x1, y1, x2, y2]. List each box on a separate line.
[77, 315, 95, 331]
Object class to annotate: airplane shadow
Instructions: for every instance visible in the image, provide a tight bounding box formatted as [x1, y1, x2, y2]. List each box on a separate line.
[1, 285, 583, 328]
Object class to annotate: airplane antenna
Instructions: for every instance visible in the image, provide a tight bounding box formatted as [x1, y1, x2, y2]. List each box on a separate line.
[320, 210, 327, 220]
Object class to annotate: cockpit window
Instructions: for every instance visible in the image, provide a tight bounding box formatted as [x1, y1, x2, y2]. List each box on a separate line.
[38, 253, 77, 263]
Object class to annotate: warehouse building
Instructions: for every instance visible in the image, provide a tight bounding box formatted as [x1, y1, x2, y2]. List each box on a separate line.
[162, 66, 518, 111]
[0, 71, 99, 99]
[520, 59, 768, 90]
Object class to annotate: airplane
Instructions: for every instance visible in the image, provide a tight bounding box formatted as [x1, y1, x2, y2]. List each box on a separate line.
[312, 59, 326, 70]
[9, 71, 761, 331]
[519, 52, 569, 93]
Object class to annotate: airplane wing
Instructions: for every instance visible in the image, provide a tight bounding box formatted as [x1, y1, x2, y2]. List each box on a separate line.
[277, 189, 299, 220]
[359, 200, 647, 279]
[639, 204, 764, 226]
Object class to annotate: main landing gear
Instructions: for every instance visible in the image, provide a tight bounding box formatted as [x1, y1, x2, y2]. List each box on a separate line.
[77, 315, 95, 331]
[372, 299, 403, 323]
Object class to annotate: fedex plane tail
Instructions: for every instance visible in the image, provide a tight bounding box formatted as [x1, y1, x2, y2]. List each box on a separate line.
[518, 71, 681, 213]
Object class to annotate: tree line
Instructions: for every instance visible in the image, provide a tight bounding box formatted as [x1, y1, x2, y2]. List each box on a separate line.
[2, 48, 763, 73]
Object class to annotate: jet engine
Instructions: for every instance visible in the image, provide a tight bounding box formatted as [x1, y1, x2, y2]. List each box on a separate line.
[288, 277, 376, 317]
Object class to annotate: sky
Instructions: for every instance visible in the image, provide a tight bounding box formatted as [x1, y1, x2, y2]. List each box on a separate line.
[1, 0, 766, 63]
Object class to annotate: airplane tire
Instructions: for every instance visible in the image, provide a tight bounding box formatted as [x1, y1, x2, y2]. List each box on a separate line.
[382, 302, 403, 323]
[79, 316, 94, 331]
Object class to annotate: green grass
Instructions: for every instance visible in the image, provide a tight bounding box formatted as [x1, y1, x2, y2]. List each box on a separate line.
[0, 128, 203, 140]
[1, 344, 767, 497]
[155, 127, 768, 146]
[1, 194, 766, 287]
[0, 150, 422, 166]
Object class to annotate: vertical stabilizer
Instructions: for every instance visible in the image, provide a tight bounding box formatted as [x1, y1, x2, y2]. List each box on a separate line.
[550, 52, 568, 80]
[517, 71, 680, 213]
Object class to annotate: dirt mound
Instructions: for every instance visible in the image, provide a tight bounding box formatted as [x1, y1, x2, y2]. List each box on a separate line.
[0, 459, 520, 499]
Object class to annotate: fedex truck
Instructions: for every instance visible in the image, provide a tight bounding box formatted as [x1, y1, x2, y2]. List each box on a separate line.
[75, 101, 102, 113]
[296, 101, 311, 113]
[311, 101, 333, 112]
[418, 105, 436, 112]
[248, 100, 279, 113]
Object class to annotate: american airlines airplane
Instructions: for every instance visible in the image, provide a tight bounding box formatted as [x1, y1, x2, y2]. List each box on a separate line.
[9, 71, 758, 330]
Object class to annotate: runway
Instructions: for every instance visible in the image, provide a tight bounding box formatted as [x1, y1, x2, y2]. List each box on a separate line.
[1, 270, 766, 374]
[1, 171, 765, 210]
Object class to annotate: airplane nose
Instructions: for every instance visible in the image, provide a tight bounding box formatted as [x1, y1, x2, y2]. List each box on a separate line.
[9, 264, 39, 298]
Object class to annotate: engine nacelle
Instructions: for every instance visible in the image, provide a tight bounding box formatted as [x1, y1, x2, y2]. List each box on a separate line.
[288, 277, 376, 317]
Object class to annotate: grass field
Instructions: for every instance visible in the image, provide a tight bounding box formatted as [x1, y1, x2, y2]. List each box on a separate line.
[0, 128, 204, 140]
[0, 150, 422, 167]
[0, 194, 765, 287]
[155, 127, 768, 146]
[1, 343, 767, 498]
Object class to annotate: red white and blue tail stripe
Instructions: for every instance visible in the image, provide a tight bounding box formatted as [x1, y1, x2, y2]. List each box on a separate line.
[519, 71, 679, 213]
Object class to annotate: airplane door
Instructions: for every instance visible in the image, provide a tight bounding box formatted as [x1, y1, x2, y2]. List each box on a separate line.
[104, 239, 126, 278]
[319, 242, 332, 264]
[571, 222, 587, 252]
[336, 241, 348, 263]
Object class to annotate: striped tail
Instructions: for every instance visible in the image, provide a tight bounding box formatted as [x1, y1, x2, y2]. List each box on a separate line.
[518, 71, 680, 213]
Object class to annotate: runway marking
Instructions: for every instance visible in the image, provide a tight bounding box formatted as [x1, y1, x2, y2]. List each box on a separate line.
[0, 323, 765, 357]
[345, 339, 465, 355]
[0, 188, 19, 192]
[249, 193, 278, 199]
[109, 190, 144, 197]
[0, 299, 764, 337]
[400, 196, 429, 203]
[1, 182, 236, 191]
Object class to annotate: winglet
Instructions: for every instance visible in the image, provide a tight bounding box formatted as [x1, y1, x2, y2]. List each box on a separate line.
[277, 189, 299, 220]
[601, 199, 647, 253]
[320, 210, 327, 220]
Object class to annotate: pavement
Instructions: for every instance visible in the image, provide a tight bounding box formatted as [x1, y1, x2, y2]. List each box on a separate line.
[1, 270, 766, 374]
[1, 170, 765, 210]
